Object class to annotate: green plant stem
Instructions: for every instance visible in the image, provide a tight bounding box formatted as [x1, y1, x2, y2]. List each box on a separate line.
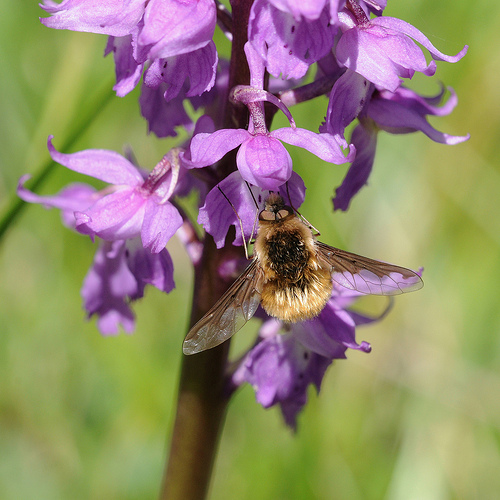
[0, 82, 115, 243]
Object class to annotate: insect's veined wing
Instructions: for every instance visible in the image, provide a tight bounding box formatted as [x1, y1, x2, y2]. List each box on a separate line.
[316, 241, 423, 295]
[183, 260, 265, 355]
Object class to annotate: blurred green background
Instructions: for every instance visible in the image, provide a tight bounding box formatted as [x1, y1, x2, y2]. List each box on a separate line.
[1, 1, 499, 499]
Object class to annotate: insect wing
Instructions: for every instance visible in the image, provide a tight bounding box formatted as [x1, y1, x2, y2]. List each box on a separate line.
[316, 241, 423, 295]
[183, 260, 264, 355]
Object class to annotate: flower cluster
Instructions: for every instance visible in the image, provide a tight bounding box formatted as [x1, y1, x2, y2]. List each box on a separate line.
[231, 288, 375, 429]
[21, 0, 468, 427]
[18, 137, 185, 333]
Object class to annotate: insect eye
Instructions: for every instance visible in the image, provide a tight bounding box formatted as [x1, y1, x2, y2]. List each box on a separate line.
[259, 209, 275, 221]
[277, 209, 291, 219]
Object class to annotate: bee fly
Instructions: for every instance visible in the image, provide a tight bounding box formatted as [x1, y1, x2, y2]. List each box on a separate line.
[183, 192, 423, 354]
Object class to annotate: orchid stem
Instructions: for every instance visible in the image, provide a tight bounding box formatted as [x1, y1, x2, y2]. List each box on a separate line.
[160, 2, 253, 497]
[159, 344, 230, 499]
[160, 237, 233, 499]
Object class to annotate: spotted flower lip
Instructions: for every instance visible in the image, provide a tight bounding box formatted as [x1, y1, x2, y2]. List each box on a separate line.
[40, 0, 218, 138]
[248, 0, 337, 80]
[267, 0, 329, 21]
[44, 135, 183, 253]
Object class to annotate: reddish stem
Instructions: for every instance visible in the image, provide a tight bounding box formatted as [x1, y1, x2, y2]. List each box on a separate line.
[159, 2, 254, 499]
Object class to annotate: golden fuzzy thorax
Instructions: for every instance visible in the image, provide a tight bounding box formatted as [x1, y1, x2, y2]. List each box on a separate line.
[254, 212, 333, 323]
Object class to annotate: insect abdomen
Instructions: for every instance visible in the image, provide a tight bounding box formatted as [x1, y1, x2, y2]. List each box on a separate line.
[261, 264, 332, 322]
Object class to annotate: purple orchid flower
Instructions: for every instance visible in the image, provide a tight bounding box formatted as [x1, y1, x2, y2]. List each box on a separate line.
[106, 33, 218, 100]
[40, 0, 216, 59]
[330, 85, 470, 210]
[134, 40, 218, 138]
[17, 170, 177, 335]
[81, 238, 175, 335]
[248, 0, 337, 80]
[41, 136, 183, 253]
[232, 293, 374, 429]
[41, 0, 218, 137]
[82, 240, 139, 335]
[185, 42, 354, 190]
[233, 322, 333, 430]
[335, 2, 468, 92]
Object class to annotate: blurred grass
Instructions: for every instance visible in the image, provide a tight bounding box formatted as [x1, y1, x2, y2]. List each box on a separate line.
[1, 1, 499, 499]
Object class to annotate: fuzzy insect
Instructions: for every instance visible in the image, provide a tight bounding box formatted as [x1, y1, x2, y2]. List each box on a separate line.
[183, 193, 422, 354]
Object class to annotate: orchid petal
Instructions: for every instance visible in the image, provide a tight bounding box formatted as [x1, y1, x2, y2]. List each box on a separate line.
[139, 0, 216, 59]
[76, 188, 146, 241]
[237, 135, 293, 190]
[198, 171, 259, 248]
[18, 175, 97, 229]
[368, 98, 470, 144]
[47, 136, 143, 185]
[105, 35, 144, 97]
[187, 128, 250, 168]
[81, 241, 137, 335]
[273, 127, 355, 164]
[40, 0, 146, 37]
[324, 69, 372, 144]
[139, 82, 192, 138]
[333, 123, 377, 211]
[336, 26, 435, 92]
[372, 17, 468, 62]
[141, 199, 183, 253]
[127, 244, 175, 297]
